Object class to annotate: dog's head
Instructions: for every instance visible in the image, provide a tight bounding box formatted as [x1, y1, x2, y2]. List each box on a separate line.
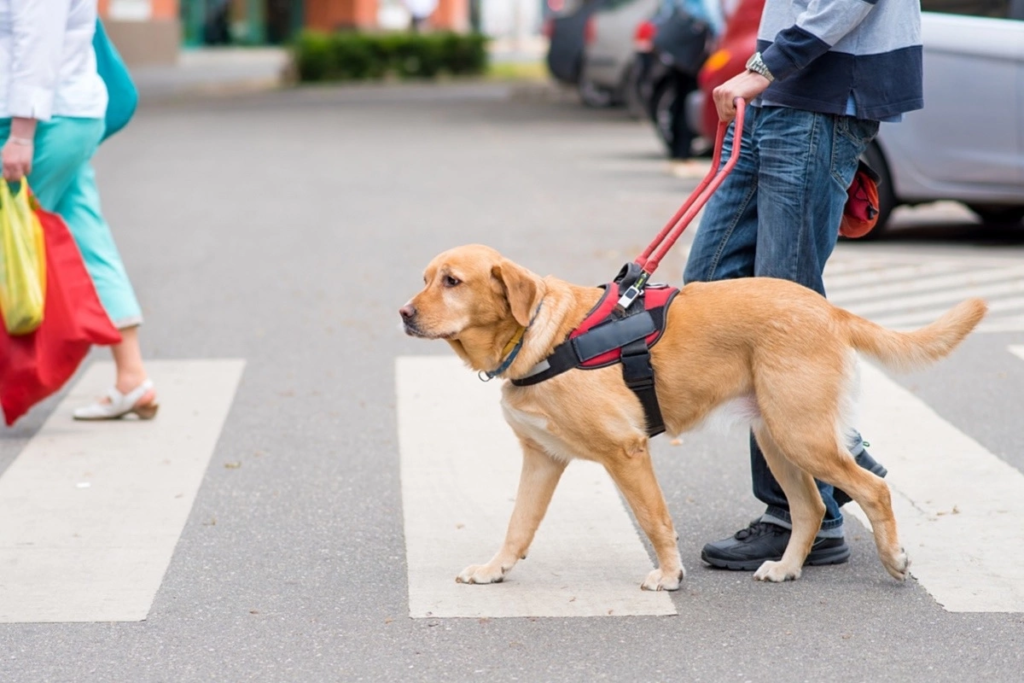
[400, 245, 547, 366]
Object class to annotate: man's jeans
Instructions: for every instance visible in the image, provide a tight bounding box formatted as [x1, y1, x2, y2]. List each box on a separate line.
[683, 105, 879, 533]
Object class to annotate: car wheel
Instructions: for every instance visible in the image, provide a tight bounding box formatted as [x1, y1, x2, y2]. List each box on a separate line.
[579, 79, 615, 108]
[967, 204, 1024, 226]
[858, 141, 897, 240]
[652, 78, 678, 155]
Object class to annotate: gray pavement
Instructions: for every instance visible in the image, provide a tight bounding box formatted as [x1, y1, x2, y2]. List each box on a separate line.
[1, 83, 1023, 682]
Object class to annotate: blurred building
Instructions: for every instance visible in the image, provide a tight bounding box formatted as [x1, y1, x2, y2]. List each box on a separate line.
[99, 0, 474, 65]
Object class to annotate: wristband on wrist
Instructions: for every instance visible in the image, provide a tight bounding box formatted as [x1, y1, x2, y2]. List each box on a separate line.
[8, 136, 34, 146]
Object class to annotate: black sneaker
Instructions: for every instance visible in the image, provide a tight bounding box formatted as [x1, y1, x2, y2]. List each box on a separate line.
[833, 448, 888, 507]
[700, 520, 851, 570]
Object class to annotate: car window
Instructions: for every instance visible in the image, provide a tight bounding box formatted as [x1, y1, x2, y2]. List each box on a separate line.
[920, 0, 1018, 19]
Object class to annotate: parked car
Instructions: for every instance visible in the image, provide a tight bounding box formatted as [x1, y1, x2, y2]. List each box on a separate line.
[578, 0, 659, 107]
[686, 0, 1024, 235]
[544, 0, 607, 87]
[866, 0, 1024, 233]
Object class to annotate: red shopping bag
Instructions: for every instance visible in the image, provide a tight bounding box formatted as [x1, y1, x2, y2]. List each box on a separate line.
[0, 202, 122, 425]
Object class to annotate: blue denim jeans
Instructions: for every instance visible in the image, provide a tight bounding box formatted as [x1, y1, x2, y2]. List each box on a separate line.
[683, 105, 880, 533]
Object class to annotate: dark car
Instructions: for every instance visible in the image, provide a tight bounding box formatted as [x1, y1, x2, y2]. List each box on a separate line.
[544, 0, 608, 87]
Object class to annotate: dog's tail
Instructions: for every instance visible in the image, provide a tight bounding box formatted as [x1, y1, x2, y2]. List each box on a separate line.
[841, 298, 988, 372]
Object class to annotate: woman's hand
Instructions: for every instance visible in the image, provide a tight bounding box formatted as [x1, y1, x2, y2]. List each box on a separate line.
[2, 138, 34, 181]
[2, 117, 38, 182]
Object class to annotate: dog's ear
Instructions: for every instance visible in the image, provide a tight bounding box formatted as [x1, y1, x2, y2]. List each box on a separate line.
[492, 259, 544, 327]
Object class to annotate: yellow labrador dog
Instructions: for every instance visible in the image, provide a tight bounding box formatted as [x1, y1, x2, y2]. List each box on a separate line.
[400, 245, 986, 589]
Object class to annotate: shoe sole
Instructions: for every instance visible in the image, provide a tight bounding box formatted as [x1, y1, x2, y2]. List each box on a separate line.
[701, 544, 852, 571]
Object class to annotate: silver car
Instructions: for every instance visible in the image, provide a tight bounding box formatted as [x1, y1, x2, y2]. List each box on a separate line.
[578, 0, 658, 107]
[867, 0, 1024, 233]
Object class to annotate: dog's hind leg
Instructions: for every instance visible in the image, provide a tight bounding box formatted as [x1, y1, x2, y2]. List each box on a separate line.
[603, 443, 684, 591]
[764, 421, 908, 582]
[799, 451, 908, 581]
[457, 439, 566, 585]
[750, 424, 826, 582]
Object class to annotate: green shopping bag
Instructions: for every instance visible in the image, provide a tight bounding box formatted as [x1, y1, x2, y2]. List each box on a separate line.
[0, 179, 46, 335]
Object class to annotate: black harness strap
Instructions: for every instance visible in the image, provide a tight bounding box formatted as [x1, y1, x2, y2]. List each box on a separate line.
[619, 338, 665, 436]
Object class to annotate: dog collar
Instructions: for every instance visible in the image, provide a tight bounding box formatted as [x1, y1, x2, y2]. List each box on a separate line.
[479, 301, 544, 382]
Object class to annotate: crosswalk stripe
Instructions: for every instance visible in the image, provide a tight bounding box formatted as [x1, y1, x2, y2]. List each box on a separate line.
[829, 265, 1024, 308]
[0, 360, 245, 623]
[822, 248, 1024, 332]
[834, 279, 1024, 317]
[847, 358, 1024, 613]
[396, 356, 675, 618]
[869, 296, 1024, 331]
[825, 261, 966, 290]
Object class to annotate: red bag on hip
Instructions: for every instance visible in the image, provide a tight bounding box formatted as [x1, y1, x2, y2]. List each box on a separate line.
[839, 160, 882, 239]
[0, 200, 122, 425]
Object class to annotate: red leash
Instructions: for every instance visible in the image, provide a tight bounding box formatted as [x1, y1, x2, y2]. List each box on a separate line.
[614, 98, 747, 313]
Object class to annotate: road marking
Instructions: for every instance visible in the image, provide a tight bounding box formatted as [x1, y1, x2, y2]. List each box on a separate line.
[825, 252, 1024, 333]
[869, 297, 1024, 331]
[847, 359, 1024, 612]
[396, 356, 675, 618]
[828, 265, 1024, 307]
[0, 360, 245, 623]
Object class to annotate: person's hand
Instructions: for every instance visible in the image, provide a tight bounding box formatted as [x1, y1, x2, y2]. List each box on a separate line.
[2, 137, 33, 182]
[713, 71, 771, 122]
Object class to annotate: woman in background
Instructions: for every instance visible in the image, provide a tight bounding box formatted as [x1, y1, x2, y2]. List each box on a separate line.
[1, 0, 157, 420]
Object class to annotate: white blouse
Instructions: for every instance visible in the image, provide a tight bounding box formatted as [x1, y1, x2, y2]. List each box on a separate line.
[0, 0, 108, 121]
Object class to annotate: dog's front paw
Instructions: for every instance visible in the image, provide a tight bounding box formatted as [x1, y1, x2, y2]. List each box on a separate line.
[753, 560, 801, 582]
[456, 563, 506, 585]
[641, 566, 685, 591]
[882, 547, 910, 581]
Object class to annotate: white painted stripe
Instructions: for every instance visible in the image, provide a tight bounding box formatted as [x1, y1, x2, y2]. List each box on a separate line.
[0, 360, 245, 623]
[1008, 346, 1024, 362]
[860, 295, 1024, 331]
[837, 279, 1024, 317]
[848, 361, 1024, 612]
[396, 356, 675, 618]
[828, 265, 1024, 307]
[824, 261, 964, 289]
[975, 317, 1024, 333]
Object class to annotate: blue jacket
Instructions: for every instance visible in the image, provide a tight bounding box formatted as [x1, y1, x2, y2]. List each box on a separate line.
[757, 0, 923, 121]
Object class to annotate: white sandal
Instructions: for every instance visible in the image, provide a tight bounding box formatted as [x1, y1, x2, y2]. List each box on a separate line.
[73, 379, 159, 421]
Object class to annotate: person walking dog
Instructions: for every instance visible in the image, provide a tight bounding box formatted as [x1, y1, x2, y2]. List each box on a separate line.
[683, 0, 923, 569]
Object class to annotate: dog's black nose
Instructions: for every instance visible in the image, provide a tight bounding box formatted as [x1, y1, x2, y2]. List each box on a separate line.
[399, 304, 416, 320]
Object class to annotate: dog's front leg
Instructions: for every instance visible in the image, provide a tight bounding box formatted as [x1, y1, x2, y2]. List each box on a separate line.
[604, 445, 684, 591]
[456, 439, 566, 585]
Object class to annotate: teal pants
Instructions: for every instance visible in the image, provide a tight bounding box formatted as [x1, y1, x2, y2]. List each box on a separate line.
[1, 116, 141, 328]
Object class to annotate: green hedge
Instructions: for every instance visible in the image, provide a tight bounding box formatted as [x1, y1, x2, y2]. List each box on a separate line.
[294, 32, 489, 82]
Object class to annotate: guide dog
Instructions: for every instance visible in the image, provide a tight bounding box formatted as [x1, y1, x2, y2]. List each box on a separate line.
[400, 244, 986, 590]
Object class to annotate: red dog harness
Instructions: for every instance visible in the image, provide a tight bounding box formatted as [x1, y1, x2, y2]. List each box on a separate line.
[512, 272, 679, 437]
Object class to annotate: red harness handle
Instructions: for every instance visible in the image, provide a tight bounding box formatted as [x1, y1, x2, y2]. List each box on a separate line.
[637, 98, 746, 276]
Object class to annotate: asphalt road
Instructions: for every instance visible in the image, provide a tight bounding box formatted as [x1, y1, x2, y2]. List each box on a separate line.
[1, 83, 1022, 682]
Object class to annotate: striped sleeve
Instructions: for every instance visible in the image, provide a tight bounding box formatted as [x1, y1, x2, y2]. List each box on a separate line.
[761, 0, 878, 82]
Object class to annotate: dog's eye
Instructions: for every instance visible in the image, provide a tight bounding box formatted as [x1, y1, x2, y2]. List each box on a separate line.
[443, 275, 461, 288]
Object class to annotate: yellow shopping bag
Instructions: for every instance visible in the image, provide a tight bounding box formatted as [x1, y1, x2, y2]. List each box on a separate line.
[0, 179, 46, 335]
